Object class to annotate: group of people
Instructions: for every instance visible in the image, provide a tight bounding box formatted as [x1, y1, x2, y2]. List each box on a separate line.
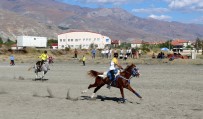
[157, 52, 165, 59]
[101, 49, 112, 59]
[119, 48, 141, 60]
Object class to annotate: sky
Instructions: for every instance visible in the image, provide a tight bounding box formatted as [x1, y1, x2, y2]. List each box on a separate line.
[60, 0, 203, 24]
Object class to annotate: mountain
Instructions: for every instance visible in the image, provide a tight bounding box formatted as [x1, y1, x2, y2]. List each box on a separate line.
[0, 0, 203, 42]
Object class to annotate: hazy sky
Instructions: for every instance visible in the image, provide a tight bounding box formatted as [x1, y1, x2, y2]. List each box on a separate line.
[60, 0, 203, 24]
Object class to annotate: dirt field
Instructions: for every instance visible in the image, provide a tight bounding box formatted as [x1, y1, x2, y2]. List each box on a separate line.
[0, 60, 202, 119]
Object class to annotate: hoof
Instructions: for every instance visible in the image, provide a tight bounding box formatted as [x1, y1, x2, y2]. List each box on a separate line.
[118, 98, 126, 103]
[81, 89, 88, 94]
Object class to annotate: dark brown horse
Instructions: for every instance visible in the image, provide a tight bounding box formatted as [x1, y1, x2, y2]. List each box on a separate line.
[82, 63, 142, 102]
[167, 53, 189, 59]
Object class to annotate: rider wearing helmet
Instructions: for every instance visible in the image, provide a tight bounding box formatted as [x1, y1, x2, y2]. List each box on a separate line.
[38, 50, 48, 69]
[107, 52, 123, 89]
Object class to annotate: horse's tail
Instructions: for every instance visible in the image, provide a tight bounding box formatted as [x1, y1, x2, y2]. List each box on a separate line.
[88, 70, 102, 78]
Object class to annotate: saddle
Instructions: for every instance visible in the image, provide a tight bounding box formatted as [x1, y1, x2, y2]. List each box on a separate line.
[36, 61, 42, 72]
[98, 69, 120, 80]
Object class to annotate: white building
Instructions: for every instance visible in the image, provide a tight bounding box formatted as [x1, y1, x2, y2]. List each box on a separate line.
[58, 31, 111, 49]
[131, 40, 143, 48]
[17, 36, 47, 48]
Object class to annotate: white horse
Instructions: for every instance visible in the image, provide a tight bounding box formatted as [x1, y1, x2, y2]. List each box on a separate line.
[33, 61, 50, 81]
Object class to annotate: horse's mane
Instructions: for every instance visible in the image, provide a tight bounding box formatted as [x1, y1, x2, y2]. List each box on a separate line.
[88, 70, 103, 78]
[123, 63, 135, 71]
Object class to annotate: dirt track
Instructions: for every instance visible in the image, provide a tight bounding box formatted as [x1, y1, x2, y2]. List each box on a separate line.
[0, 61, 203, 119]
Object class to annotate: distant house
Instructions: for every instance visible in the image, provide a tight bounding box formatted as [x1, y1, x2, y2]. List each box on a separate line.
[11, 44, 17, 50]
[58, 31, 111, 49]
[131, 40, 143, 48]
[111, 40, 120, 47]
[171, 39, 191, 52]
[51, 43, 58, 49]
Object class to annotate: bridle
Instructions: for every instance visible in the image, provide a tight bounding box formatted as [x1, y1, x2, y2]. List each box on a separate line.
[123, 65, 140, 79]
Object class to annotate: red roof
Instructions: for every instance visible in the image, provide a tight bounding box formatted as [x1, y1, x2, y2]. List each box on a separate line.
[111, 40, 120, 44]
[51, 43, 58, 46]
[171, 39, 189, 46]
[131, 40, 143, 44]
[11, 44, 17, 47]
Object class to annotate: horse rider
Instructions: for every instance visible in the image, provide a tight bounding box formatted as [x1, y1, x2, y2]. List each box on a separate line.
[107, 53, 123, 89]
[38, 50, 49, 69]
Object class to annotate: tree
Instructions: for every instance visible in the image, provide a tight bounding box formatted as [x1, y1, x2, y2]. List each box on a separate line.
[0, 37, 3, 44]
[47, 39, 58, 47]
[158, 40, 171, 49]
[4, 38, 15, 46]
[119, 42, 131, 49]
[141, 43, 150, 53]
[194, 37, 202, 53]
[89, 43, 98, 49]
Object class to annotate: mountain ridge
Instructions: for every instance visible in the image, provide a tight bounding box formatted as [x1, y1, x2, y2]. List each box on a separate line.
[0, 0, 202, 42]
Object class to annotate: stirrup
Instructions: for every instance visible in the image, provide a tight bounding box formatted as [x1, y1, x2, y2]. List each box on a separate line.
[106, 85, 111, 89]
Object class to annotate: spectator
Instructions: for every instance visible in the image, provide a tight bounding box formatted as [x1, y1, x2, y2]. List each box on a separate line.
[108, 48, 112, 58]
[105, 49, 109, 58]
[101, 50, 105, 58]
[152, 53, 156, 59]
[74, 49, 78, 58]
[120, 49, 124, 55]
[82, 55, 86, 66]
[91, 49, 96, 59]
[10, 55, 15, 66]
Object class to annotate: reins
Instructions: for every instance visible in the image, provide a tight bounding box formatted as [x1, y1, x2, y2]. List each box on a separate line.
[120, 66, 135, 80]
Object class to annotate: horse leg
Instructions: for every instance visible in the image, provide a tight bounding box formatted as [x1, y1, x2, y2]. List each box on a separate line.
[119, 87, 126, 102]
[81, 83, 96, 94]
[126, 85, 142, 99]
[35, 71, 38, 79]
[41, 71, 45, 80]
[90, 83, 105, 98]
[82, 77, 100, 94]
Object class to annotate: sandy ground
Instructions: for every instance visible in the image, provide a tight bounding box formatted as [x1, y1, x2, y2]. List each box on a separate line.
[0, 60, 203, 119]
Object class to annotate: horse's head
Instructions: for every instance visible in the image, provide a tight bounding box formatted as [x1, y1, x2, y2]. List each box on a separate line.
[123, 63, 140, 78]
[131, 67, 140, 77]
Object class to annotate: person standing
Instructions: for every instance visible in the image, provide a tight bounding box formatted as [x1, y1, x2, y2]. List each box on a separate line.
[10, 55, 15, 66]
[91, 49, 96, 59]
[108, 48, 112, 58]
[82, 55, 86, 66]
[74, 49, 78, 58]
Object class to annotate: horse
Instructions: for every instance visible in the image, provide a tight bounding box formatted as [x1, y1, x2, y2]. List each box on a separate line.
[48, 56, 54, 65]
[167, 53, 189, 59]
[82, 63, 142, 102]
[33, 61, 50, 81]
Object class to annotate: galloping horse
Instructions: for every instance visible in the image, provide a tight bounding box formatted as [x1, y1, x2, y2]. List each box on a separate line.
[33, 61, 50, 81]
[82, 63, 142, 102]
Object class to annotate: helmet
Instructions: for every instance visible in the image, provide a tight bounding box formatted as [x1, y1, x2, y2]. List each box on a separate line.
[114, 53, 118, 58]
[44, 50, 47, 54]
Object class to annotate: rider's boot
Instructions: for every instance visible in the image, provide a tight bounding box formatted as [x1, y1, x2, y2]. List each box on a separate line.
[107, 81, 112, 89]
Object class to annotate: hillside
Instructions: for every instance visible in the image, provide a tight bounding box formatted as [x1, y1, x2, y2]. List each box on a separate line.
[0, 0, 203, 42]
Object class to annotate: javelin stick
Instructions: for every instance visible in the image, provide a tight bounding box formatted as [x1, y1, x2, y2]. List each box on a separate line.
[28, 58, 38, 71]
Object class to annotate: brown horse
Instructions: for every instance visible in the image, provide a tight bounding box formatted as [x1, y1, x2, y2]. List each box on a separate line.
[82, 63, 142, 102]
[167, 53, 189, 59]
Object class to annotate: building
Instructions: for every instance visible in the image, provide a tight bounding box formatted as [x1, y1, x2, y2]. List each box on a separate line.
[131, 40, 143, 48]
[171, 39, 191, 53]
[58, 31, 111, 49]
[111, 40, 121, 48]
[17, 36, 47, 48]
[51, 43, 58, 49]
